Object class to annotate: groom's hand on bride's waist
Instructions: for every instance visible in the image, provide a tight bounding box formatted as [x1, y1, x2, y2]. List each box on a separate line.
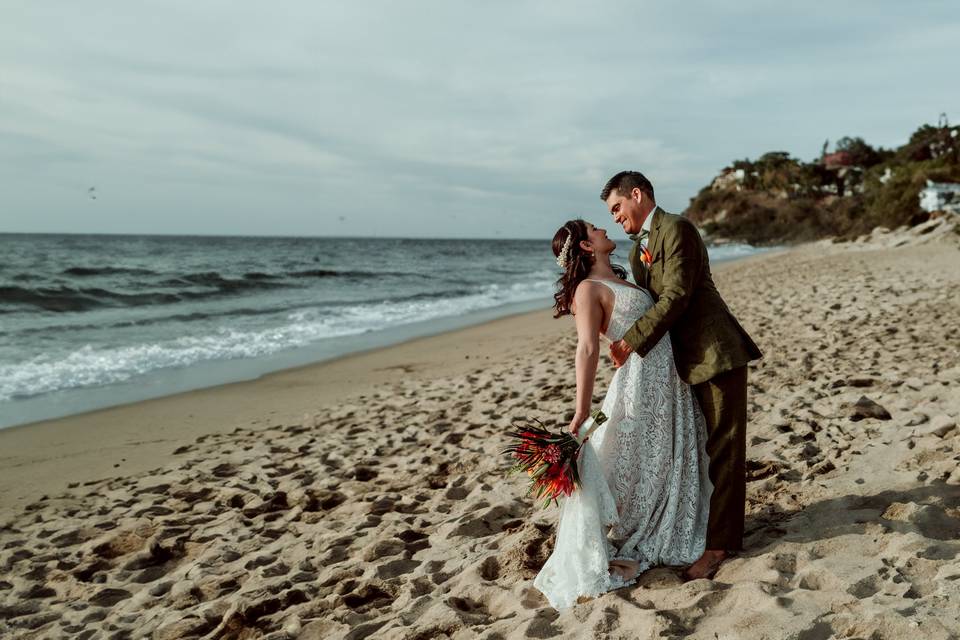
[609, 339, 632, 368]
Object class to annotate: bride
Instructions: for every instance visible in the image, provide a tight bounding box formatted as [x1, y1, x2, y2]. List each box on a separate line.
[532, 219, 713, 609]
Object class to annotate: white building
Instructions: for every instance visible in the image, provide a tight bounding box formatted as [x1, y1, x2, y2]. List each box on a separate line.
[919, 180, 960, 214]
[710, 168, 745, 192]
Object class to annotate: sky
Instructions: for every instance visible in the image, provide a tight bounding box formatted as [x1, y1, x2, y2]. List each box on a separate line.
[1, 1, 958, 239]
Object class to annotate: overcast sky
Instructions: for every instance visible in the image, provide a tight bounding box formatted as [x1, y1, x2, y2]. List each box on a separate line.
[1, 2, 957, 239]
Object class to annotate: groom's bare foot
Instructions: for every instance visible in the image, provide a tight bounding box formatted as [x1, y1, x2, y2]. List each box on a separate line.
[682, 549, 727, 581]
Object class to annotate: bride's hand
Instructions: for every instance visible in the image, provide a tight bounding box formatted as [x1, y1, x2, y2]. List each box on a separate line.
[568, 413, 586, 437]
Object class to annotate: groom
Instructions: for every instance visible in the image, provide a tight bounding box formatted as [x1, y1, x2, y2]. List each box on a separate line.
[601, 170, 762, 580]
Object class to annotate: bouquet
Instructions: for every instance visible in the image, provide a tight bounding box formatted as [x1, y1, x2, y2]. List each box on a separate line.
[503, 409, 608, 507]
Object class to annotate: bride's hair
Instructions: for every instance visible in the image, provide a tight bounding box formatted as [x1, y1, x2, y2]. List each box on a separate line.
[552, 219, 627, 318]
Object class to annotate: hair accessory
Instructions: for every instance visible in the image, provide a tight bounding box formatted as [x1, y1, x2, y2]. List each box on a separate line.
[556, 231, 573, 268]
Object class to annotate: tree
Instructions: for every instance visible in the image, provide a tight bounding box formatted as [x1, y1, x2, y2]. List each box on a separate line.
[835, 137, 882, 168]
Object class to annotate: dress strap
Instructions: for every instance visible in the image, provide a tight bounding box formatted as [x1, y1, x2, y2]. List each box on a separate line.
[584, 278, 617, 293]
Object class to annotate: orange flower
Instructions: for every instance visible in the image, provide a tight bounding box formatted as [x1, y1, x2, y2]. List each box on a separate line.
[640, 246, 652, 266]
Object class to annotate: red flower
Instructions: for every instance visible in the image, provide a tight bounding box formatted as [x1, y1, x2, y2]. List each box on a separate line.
[543, 444, 561, 464]
[502, 412, 605, 507]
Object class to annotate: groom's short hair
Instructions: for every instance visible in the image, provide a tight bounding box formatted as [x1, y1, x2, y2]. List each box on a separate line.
[601, 171, 655, 202]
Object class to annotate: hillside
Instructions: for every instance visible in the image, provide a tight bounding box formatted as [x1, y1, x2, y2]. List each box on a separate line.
[685, 119, 960, 245]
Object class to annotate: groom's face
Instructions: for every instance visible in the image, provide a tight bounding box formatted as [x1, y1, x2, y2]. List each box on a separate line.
[605, 188, 647, 235]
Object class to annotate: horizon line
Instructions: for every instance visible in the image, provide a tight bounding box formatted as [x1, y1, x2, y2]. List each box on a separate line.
[0, 230, 572, 242]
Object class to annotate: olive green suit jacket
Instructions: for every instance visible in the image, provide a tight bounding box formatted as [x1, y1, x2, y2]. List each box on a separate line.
[623, 208, 762, 386]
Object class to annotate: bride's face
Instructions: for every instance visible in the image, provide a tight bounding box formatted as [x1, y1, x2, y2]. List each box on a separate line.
[584, 223, 616, 254]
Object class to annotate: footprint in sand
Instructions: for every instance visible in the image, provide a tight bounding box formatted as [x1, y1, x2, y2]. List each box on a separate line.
[340, 582, 395, 613]
[362, 539, 405, 561]
[375, 557, 421, 579]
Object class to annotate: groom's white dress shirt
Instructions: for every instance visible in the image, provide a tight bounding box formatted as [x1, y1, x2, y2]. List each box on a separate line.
[641, 206, 656, 238]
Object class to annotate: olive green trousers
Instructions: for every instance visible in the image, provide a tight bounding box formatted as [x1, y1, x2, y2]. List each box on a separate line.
[692, 365, 748, 551]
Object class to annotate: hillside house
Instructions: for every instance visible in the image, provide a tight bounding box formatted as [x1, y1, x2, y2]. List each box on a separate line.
[919, 180, 960, 214]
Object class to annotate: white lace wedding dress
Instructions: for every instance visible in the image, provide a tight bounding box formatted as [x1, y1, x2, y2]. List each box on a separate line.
[533, 278, 713, 609]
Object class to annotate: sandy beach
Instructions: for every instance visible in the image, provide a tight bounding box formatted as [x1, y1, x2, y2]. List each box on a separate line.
[1, 220, 959, 639]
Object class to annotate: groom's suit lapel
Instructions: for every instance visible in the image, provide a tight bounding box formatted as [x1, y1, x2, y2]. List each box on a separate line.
[628, 235, 647, 288]
[648, 207, 666, 273]
[641, 207, 666, 290]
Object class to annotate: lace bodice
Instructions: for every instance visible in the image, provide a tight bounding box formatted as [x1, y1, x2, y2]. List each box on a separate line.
[588, 278, 655, 342]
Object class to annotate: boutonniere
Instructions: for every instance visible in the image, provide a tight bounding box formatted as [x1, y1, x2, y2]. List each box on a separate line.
[640, 246, 653, 266]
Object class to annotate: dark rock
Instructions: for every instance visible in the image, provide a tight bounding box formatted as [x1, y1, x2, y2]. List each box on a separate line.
[849, 396, 891, 421]
[353, 467, 378, 482]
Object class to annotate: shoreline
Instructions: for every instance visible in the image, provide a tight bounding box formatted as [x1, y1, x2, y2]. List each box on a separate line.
[0, 248, 784, 517]
[0, 244, 773, 431]
[0, 297, 551, 431]
[0, 305, 567, 517]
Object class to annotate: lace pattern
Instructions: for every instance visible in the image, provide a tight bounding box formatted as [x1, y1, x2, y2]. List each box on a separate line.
[533, 279, 713, 609]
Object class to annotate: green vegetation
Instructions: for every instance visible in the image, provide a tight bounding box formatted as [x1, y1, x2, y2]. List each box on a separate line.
[685, 121, 960, 245]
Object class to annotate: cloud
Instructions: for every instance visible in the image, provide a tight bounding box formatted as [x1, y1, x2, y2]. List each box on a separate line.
[0, 1, 957, 237]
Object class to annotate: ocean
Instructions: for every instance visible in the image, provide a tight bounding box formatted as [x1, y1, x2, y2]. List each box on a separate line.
[0, 233, 765, 428]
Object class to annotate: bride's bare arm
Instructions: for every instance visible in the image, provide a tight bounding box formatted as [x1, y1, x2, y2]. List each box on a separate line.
[568, 283, 602, 435]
